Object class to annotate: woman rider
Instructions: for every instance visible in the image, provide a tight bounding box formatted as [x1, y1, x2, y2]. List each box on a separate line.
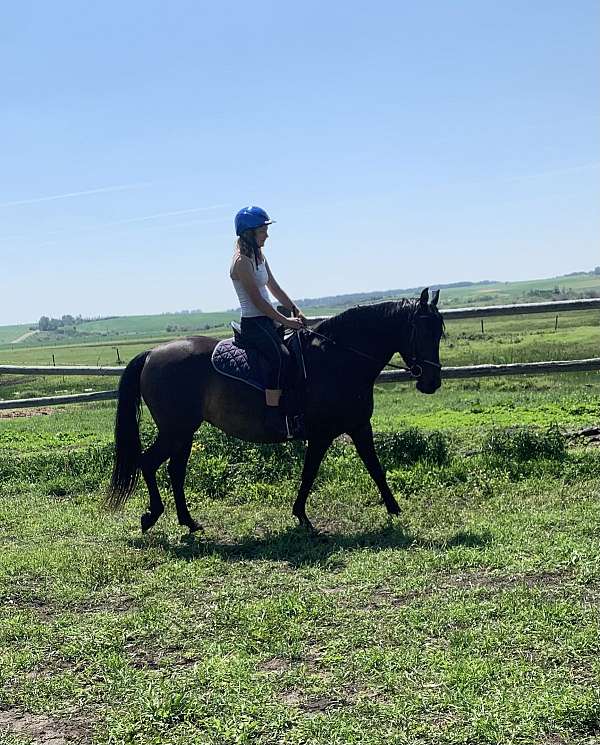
[230, 206, 307, 437]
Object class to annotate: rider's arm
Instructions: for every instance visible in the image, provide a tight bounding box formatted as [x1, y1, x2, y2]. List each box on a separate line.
[264, 261, 301, 317]
[233, 256, 293, 325]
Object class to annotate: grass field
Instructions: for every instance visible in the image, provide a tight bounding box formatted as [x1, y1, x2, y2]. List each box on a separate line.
[1, 278, 599, 744]
[0, 324, 32, 345]
[434, 272, 600, 308]
[1, 401, 599, 744]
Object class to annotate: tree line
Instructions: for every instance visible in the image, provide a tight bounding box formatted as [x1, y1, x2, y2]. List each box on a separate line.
[37, 314, 82, 331]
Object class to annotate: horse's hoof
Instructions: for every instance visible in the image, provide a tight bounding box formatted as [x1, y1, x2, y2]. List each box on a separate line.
[187, 519, 203, 534]
[141, 512, 156, 533]
[298, 518, 316, 534]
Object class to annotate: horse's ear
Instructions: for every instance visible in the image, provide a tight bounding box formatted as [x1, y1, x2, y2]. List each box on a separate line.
[431, 289, 440, 307]
[419, 287, 429, 308]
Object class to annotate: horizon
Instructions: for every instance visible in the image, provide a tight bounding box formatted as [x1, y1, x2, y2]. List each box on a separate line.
[2, 2, 599, 325]
[3, 266, 598, 328]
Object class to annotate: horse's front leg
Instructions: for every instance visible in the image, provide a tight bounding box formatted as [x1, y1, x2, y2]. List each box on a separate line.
[348, 422, 401, 517]
[293, 436, 334, 531]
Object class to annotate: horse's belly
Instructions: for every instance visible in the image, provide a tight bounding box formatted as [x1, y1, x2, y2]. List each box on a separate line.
[202, 374, 282, 444]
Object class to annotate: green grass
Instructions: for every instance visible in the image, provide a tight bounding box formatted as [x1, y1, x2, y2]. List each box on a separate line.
[0, 324, 32, 345]
[1, 418, 600, 744]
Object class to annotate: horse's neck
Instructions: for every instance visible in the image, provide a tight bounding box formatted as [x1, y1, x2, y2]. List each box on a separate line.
[323, 307, 407, 377]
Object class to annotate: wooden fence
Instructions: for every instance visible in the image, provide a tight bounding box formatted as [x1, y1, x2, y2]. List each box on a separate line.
[1, 298, 599, 410]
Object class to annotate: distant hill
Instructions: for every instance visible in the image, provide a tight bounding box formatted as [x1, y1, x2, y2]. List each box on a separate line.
[1, 269, 599, 347]
[295, 269, 600, 310]
[295, 280, 497, 309]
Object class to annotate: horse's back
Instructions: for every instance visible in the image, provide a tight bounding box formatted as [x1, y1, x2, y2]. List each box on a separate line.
[149, 334, 217, 360]
[140, 336, 218, 434]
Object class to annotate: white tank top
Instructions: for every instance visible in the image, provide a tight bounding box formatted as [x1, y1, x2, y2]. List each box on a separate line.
[231, 258, 272, 318]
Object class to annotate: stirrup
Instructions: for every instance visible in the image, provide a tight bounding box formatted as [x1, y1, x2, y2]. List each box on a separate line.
[285, 414, 306, 440]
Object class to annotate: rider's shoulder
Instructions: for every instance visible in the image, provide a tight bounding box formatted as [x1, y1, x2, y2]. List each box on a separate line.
[233, 253, 254, 269]
[231, 252, 254, 279]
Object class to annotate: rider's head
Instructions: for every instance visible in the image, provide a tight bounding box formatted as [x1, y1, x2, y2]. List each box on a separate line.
[235, 206, 275, 264]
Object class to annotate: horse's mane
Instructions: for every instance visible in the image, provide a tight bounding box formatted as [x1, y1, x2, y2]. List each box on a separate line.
[314, 299, 418, 338]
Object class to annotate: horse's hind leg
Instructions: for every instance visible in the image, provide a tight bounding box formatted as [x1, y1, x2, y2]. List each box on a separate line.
[292, 436, 333, 531]
[140, 435, 170, 533]
[168, 435, 202, 533]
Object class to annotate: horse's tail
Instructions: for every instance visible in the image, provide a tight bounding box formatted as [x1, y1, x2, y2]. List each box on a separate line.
[106, 351, 150, 510]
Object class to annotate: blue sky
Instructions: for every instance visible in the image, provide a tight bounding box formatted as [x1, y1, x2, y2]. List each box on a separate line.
[1, 1, 599, 325]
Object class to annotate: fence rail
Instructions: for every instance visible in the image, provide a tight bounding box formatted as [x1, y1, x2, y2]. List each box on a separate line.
[0, 365, 123, 376]
[1, 298, 598, 410]
[2, 358, 599, 411]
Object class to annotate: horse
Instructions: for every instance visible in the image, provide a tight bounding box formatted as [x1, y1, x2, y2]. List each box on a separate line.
[107, 288, 444, 533]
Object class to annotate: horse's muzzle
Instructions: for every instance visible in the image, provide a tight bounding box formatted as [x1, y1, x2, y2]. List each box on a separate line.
[416, 377, 441, 395]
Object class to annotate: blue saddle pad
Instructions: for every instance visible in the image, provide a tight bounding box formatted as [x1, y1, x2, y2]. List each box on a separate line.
[211, 339, 267, 392]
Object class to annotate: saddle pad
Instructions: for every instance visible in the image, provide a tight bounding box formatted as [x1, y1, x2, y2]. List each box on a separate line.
[211, 339, 266, 392]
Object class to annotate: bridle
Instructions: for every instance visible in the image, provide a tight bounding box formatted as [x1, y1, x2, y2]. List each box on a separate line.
[298, 313, 442, 378]
[404, 314, 443, 377]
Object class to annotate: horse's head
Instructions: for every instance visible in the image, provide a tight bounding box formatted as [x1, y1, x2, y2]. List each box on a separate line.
[400, 288, 443, 394]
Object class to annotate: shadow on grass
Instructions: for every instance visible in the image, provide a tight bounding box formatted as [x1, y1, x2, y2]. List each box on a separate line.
[128, 526, 492, 568]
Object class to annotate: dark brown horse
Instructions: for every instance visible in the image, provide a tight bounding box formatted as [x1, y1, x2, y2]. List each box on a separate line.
[108, 288, 443, 532]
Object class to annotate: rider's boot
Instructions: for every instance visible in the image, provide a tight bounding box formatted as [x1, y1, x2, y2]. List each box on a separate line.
[264, 405, 289, 439]
[264, 389, 287, 438]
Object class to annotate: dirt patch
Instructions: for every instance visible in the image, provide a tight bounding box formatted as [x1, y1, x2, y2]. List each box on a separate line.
[3, 593, 137, 622]
[78, 595, 135, 614]
[367, 589, 421, 609]
[364, 570, 577, 610]
[0, 407, 56, 419]
[3, 596, 57, 621]
[26, 657, 79, 679]
[259, 657, 291, 673]
[300, 646, 331, 677]
[434, 569, 572, 593]
[0, 709, 91, 744]
[281, 691, 344, 716]
[125, 643, 167, 670]
[125, 642, 197, 671]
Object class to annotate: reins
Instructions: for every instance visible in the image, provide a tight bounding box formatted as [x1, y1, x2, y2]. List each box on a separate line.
[298, 324, 441, 378]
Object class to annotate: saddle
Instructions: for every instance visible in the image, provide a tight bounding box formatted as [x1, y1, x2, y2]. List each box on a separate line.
[211, 324, 307, 434]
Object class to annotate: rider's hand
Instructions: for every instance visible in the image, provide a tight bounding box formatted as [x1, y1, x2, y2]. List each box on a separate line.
[291, 305, 307, 326]
[283, 317, 303, 330]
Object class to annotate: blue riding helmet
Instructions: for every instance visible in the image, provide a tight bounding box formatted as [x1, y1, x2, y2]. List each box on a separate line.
[234, 206, 275, 236]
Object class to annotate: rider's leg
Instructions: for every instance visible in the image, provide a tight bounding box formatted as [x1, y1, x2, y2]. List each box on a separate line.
[240, 317, 289, 436]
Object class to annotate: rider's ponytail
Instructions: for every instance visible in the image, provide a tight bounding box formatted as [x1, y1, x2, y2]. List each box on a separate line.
[237, 229, 261, 269]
